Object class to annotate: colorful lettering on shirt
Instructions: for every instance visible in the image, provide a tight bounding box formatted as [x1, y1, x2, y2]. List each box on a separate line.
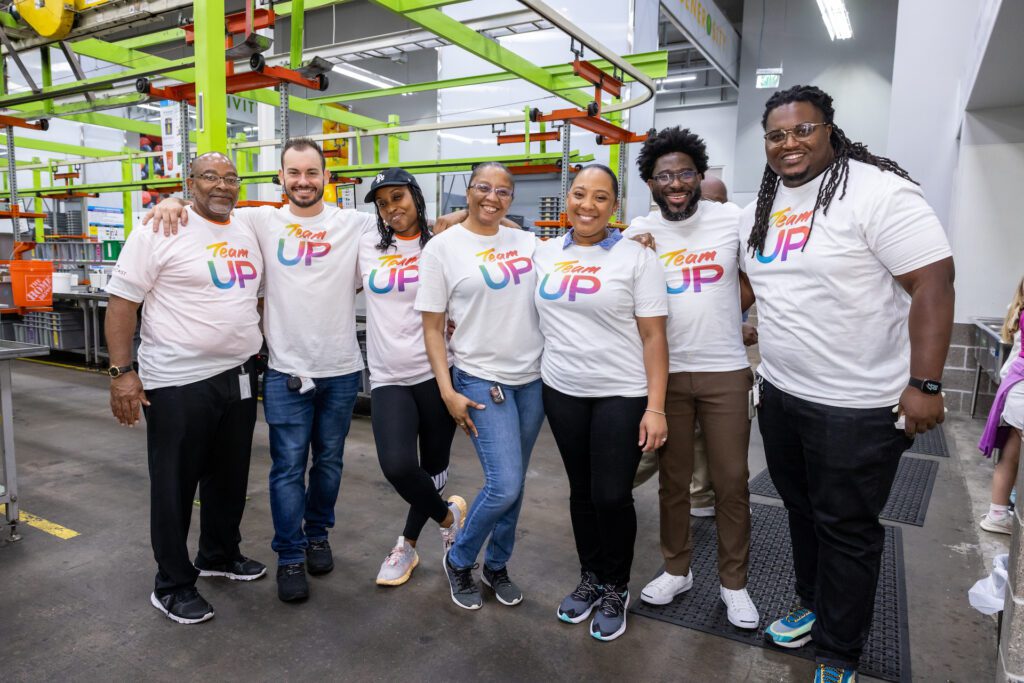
[206, 241, 258, 289]
[476, 247, 533, 289]
[368, 254, 419, 294]
[277, 223, 332, 266]
[755, 207, 811, 263]
[660, 248, 723, 294]
[538, 260, 602, 301]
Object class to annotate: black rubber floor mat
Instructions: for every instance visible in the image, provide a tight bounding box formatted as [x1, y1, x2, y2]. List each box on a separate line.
[631, 503, 910, 682]
[905, 424, 949, 457]
[748, 456, 938, 526]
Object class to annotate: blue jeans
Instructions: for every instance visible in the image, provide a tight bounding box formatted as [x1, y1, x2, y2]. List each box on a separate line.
[264, 369, 360, 565]
[447, 367, 545, 571]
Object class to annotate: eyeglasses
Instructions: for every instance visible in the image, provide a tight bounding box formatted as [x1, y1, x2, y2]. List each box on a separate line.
[469, 183, 513, 200]
[763, 122, 830, 145]
[192, 172, 243, 187]
[651, 170, 698, 185]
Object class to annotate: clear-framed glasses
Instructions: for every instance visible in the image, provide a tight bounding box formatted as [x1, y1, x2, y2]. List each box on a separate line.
[193, 172, 243, 187]
[470, 183, 513, 200]
[651, 170, 698, 185]
[763, 122, 830, 145]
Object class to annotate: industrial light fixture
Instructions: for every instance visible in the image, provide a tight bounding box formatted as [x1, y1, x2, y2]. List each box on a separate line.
[661, 75, 698, 85]
[137, 104, 162, 112]
[330, 63, 405, 89]
[816, 0, 853, 40]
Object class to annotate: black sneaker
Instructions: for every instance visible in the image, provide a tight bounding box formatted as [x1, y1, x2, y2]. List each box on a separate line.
[277, 562, 309, 602]
[590, 586, 629, 641]
[557, 570, 603, 623]
[150, 588, 214, 625]
[443, 551, 482, 610]
[306, 539, 334, 575]
[195, 555, 267, 581]
[481, 564, 523, 606]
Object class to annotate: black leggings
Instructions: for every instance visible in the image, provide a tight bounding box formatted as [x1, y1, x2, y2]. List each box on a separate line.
[542, 384, 646, 587]
[371, 377, 457, 541]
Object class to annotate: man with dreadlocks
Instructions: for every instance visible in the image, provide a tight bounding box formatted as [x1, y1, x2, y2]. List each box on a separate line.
[741, 85, 954, 682]
[623, 127, 761, 631]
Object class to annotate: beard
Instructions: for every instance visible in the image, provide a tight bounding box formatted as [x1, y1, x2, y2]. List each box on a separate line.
[653, 184, 702, 221]
[285, 183, 324, 208]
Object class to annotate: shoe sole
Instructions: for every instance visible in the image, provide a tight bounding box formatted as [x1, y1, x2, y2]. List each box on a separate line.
[640, 579, 693, 606]
[443, 551, 481, 611]
[150, 592, 214, 625]
[690, 508, 716, 518]
[448, 495, 468, 529]
[480, 575, 523, 606]
[980, 519, 1012, 534]
[557, 603, 595, 624]
[376, 553, 420, 586]
[307, 562, 334, 576]
[590, 594, 630, 641]
[764, 631, 812, 649]
[197, 567, 267, 581]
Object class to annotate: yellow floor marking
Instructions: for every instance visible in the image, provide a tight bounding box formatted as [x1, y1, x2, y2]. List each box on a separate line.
[18, 357, 102, 373]
[0, 503, 80, 539]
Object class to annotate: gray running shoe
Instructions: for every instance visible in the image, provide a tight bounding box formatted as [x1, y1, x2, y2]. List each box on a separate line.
[443, 551, 482, 610]
[440, 495, 467, 556]
[481, 564, 523, 606]
[590, 587, 629, 641]
[376, 536, 419, 586]
[557, 570, 603, 623]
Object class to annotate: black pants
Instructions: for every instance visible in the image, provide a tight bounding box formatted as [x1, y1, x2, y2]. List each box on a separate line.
[758, 377, 910, 668]
[371, 377, 456, 541]
[144, 360, 258, 597]
[542, 385, 646, 588]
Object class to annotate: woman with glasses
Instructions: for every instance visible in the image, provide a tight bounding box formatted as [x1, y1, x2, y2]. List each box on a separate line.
[416, 162, 545, 611]
[536, 165, 669, 641]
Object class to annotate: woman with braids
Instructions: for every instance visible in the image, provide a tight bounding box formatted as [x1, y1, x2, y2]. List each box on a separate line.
[740, 84, 954, 683]
[358, 169, 467, 587]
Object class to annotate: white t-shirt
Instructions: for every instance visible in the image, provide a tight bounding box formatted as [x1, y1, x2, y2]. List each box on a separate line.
[739, 159, 953, 408]
[105, 208, 263, 389]
[234, 204, 375, 378]
[358, 230, 449, 389]
[623, 202, 749, 373]
[415, 224, 542, 385]
[533, 234, 667, 397]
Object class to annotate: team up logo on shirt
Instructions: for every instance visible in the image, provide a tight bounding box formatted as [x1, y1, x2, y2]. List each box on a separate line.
[477, 247, 532, 290]
[207, 241, 258, 289]
[277, 224, 332, 266]
[539, 260, 601, 301]
[755, 207, 810, 263]
[660, 248, 723, 293]
[368, 254, 419, 293]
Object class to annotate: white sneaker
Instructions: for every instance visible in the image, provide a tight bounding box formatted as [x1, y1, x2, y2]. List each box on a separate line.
[640, 570, 693, 605]
[440, 495, 468, 557]
[375, 537, 419, 586]
[690, 506, 716, 518]
[980, 513, 1013, 535]
[720, 585, 759, 629]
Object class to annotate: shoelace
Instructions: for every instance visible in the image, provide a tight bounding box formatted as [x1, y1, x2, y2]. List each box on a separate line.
[385, 544, 409, 567]
[440, 524, 457, 548]
[817, 664, 844, 683]
[570, 573, 599, 601]
[488, 567, 514, 588]
[452, 563, 479, 593]
[784, 607, 812, 625]
[309, 540, 329, 552]
[281, 563, 304, 576]
[598, 588, 625, 617]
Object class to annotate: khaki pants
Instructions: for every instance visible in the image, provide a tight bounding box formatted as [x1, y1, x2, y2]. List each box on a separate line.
[657, 368, 753, 589]
[633, 425, 715, 510]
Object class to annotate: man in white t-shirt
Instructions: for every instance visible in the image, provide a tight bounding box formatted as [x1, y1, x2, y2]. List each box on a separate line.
[742, 85, 954, 681]
[106, 152, 266, 625]
[622, 127, 760, 630]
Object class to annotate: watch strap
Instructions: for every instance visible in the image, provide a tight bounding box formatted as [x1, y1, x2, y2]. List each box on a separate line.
[908, 377, 941, 395]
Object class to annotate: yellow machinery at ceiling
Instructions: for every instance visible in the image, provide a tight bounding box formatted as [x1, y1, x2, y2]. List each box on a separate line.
[13, 0, 113, 41]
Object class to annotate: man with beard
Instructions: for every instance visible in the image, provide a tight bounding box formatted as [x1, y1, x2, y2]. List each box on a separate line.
[106, 153, 266, 624]
[622, 127, 759, 630]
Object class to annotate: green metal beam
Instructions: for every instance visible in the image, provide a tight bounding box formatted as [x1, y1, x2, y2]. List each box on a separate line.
[195, 0, 228, 153]
[310, 51, 668, 103]
[0, 134, 121, 158]
[385, 0, 470, 9]
[371, 0, 592, 109]
[290, 0, 305, 69]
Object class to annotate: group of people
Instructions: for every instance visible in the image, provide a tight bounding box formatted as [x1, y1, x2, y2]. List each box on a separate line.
[106, 84, 955, 683]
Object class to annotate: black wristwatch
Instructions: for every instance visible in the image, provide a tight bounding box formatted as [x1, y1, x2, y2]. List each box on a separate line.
[108, 364, 134, 378]
[908, 377, 941, 395]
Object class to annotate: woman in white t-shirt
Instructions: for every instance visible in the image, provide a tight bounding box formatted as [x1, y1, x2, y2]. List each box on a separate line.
[535, 165, 669, 641]
[358, 168, 468, 588]
[416, 162, 544, 611]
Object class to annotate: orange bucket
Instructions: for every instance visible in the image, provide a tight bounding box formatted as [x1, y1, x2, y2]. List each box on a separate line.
[10, 260, 53, 308]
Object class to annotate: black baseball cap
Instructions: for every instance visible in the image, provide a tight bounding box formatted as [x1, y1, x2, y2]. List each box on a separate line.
[364, 167, 420, 203]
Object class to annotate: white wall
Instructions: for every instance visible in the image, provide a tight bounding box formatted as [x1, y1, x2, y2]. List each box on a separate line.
[654, 103, 739, 199]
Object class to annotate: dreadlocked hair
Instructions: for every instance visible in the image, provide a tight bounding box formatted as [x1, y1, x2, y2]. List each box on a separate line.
[375, 183, 431, 252]
[746, 84, 917, 257]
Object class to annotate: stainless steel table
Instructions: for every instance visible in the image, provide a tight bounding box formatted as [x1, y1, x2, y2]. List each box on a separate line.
[0, 340, 51, 541]
[972, 317, 1013, 417]
[52, 290, 109, 365]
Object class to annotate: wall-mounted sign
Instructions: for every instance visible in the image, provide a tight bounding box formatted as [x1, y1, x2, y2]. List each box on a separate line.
[660, 0, 740, 87]
[756, 67, 783, 89]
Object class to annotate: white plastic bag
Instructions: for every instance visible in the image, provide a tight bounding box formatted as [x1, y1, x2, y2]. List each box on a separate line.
[969, 553, 1010, 615]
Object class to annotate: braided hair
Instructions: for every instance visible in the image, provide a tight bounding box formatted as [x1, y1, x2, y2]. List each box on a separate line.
[747, 85, 917, 256]
[374, 182, 431, 252]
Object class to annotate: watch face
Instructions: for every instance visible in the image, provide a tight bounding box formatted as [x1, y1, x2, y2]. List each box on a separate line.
[924, 380, 940, 393]
[108, 367, 120, 378]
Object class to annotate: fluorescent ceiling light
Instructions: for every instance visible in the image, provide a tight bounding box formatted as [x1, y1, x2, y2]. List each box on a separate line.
[137, 104, 162, 112]
[661, 75, 698, 84]
[331, 63, 405, 89]
[816, 0, 853, 40]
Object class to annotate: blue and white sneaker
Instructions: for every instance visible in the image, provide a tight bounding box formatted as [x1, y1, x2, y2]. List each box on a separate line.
[557, 570, 603, 624]
[764, 606, 815, 648]
[813, 664, 857, 682]
[590, 587, 629, 641]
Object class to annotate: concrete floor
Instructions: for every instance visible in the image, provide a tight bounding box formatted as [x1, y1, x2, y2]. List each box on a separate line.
[0, 361, 1002, 681]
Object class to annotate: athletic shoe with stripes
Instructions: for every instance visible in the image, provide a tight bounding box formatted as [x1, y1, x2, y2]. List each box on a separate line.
[764, 606, 815, 648]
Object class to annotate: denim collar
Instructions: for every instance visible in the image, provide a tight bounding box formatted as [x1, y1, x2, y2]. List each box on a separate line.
[562, 227, 621, 250]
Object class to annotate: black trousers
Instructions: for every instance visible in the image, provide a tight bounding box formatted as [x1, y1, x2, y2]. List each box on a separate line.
[758, 377, 910, 668]
[542, 384, 646, 588]
[371, 377, 456, 541]
[144, 360, 258, 597]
